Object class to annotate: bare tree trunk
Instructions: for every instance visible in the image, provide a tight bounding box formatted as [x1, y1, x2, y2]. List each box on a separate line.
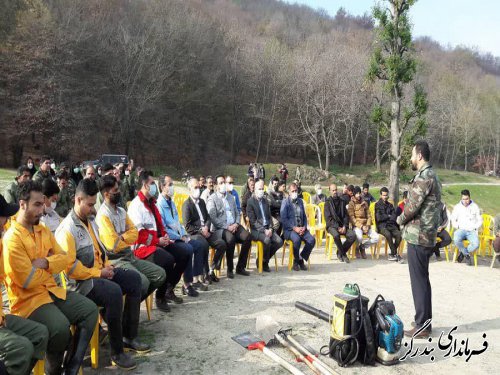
[376, 127, 381, 172]
[388, 100, 401, 202]
[363, 127, 369, 164]
[464, 141, 468, 171]
[349, 141, 356, 168]
[255, 87, 266, 163]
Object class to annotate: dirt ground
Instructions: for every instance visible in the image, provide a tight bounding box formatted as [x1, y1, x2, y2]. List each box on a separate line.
[86, 241, 500, 375]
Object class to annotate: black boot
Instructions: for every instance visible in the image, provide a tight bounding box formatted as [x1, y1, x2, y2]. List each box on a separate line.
[63, 327, 94, 375]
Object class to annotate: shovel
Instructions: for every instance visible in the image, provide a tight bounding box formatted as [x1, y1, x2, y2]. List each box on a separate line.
[232, 332, 305, 375]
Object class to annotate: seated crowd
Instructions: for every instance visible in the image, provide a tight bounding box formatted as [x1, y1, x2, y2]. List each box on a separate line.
[0, 156, 498, 374]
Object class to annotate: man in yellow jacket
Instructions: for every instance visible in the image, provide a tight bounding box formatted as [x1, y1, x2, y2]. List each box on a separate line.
[2, 181, 98, 375]
[95, 175, 169, 312]
[56, 179, 149, 370]
[0, 194, 49, 375]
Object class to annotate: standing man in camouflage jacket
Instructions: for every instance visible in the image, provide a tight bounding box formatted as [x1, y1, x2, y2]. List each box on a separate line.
[397, 140, 441, 339]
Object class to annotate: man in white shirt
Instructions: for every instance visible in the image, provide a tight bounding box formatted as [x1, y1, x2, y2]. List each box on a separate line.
[450, 189, 482, 266]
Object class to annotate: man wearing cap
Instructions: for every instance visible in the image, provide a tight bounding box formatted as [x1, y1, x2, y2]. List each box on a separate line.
[4, 166, 31, 205]
[0, 194, 49, 375]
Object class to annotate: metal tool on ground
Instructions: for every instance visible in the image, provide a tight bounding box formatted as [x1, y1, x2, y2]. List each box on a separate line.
[256, 315, 337, 375]
[285, 335, 337, 375]
[273, 333, 321, 374]
[232, 331, 305, 375]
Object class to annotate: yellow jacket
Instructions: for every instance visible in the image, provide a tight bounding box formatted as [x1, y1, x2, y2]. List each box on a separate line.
[56, 211, 109, 282]
[96, 203, 138, 254]
[0, 240, 6, 319]
[2, 220, 68, 318]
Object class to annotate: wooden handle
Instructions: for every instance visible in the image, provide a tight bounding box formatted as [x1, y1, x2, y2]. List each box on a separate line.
[286, 336, 338, 375]
[260, 345, 306, 375]
[274, 334, 320, 375]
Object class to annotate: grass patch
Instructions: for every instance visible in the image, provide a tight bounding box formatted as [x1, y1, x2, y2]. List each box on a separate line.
[441, 185, 500, 215]
[0, 169, 16, 194]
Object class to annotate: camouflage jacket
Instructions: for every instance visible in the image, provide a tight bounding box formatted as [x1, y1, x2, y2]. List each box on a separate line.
[67, 178, 76, 201]
[33, 170, 52, 183]
[396, 163, 442, 247]
[4, 181, 19, 204]
[55, 186, 73, 217]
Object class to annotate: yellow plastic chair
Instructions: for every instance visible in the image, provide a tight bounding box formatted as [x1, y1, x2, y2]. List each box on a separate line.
[283, 240, 311, 271]
[33, 360, 44, 375]
[247, 241, 279, 273]
[301, 192, 311, 204]
[173, 193, 189, 224]
[305, 203, 325, 247]
[492, 251, 499, 268]
[480, 214, 495, 257]
[209, 247, 226, 277]
[368, 202, 382, 258]
[325, 232, 356, 260]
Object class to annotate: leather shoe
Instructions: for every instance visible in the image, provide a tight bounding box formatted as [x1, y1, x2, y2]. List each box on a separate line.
[410, 321, 432, 333]
[156, 297, 171, 312]
[404, 326, 431, 339]
[193, 281, 209, 291]
[338, 252, 344, 262]
[123, 338, 151, 354]
[203, 274, 213, 284]
[227, 271, 235, 279]
[262, 263, 271, 272]
[165, 288, 183, 304]
[465, 255, 473, 266]
[457, 252, 464, 263]
[182, 285, 199, 297]
[360, 247, 367, 259]
[343, 255, 350, 264]
[111, 352, 137, 370]
[299, 261, 307, 271]
[208, 272, 219, 283]
[236, 268, 250, 276]
[292, 263, 300, 271]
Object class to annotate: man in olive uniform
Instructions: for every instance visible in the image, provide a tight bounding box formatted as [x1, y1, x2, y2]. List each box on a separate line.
[55, 171, 73, 217]
[397, 140, 441, 339]
[32, 156, 53, 183]
[4, 166, 31, 204]
[59, 162, 76, 201]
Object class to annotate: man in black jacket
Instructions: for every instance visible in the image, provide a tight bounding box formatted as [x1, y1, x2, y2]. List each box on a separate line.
[268, 179, 286, 235]
[247, 180, 283, 272]
[375, 187, 402, 261]
[431, 202, 451, 260]
[182, 177, 227, 283]
[324, 184, 356, 262]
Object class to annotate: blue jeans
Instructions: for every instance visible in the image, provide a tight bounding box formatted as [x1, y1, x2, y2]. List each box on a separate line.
[453, 229, 479, 255]
[187, 239, 208, 280]
[285, 230, 316, 261]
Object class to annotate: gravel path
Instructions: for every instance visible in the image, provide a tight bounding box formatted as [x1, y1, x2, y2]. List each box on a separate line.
[88, 242, 500, 375]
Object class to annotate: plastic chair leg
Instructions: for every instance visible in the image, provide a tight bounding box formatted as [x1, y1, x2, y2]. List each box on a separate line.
[145, 294, 153, 321]
[34, 360, 44, 375]
[90, 320, 99, 369]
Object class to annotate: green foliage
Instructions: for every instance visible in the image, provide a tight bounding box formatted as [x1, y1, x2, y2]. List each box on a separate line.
[369, 1, 418, 96]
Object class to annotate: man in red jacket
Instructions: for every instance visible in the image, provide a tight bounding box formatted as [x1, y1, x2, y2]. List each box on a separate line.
[128, 171, 192, 305]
